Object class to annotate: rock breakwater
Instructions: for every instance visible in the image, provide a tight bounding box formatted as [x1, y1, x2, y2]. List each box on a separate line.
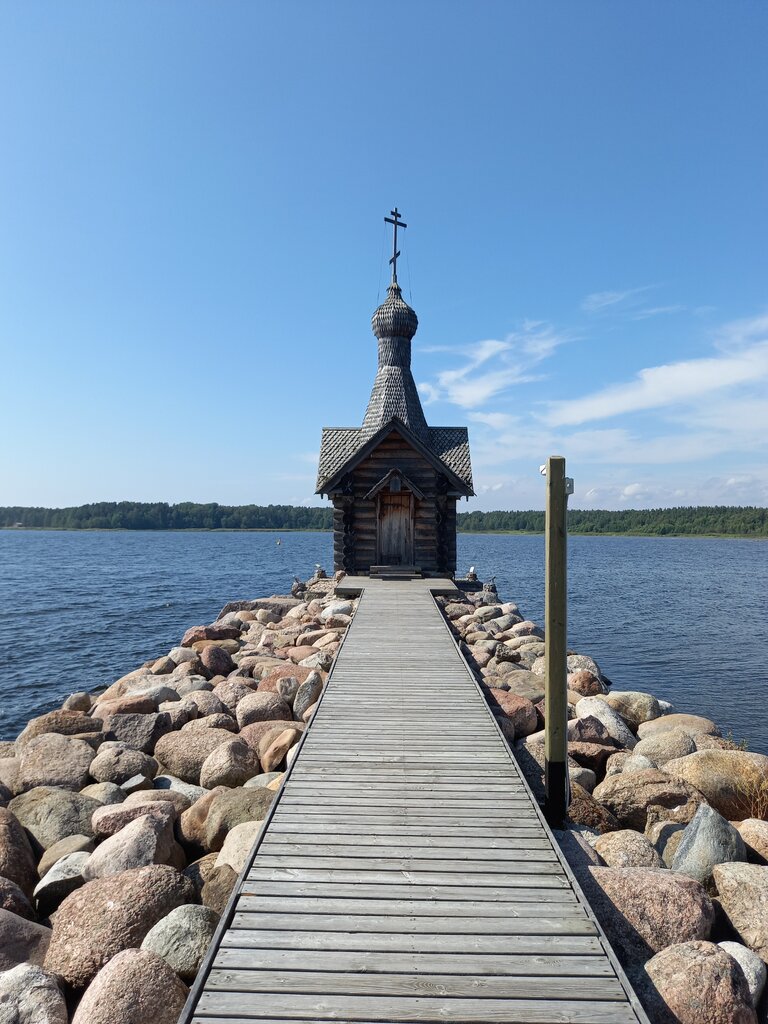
[2, 567, 767, 1024]
[0, 569, 355, 1023]
[439, 588, 768, 1023]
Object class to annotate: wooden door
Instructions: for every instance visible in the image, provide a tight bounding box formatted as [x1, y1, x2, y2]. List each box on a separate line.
[377, 493, 413, 565]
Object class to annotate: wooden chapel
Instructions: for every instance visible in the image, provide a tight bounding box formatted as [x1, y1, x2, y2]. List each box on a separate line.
[316, 209, 474, 578]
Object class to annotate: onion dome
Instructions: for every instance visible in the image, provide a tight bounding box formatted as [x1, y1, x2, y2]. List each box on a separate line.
[371, 282, 418, 340]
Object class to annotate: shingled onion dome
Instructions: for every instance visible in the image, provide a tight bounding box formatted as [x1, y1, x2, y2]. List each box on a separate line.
[371, 282, 418, 341]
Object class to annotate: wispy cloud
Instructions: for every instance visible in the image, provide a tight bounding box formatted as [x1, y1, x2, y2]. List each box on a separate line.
[418, 322, 574, 410]
[581, 286, 653, 312]
[546, 314, 768, 427]
[632, 305, 686, 320]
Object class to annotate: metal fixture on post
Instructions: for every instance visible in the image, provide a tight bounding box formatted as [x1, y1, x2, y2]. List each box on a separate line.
[541, 456, 573, 827]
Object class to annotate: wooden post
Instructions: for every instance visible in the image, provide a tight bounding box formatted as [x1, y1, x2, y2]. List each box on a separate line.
[544, 455, 569, 827]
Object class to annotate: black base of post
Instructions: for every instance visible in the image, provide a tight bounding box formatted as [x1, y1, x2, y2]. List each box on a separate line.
[544, 759, 568, 828]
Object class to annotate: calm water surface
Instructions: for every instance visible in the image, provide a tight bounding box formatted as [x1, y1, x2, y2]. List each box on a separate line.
[0, 530, 766, 752]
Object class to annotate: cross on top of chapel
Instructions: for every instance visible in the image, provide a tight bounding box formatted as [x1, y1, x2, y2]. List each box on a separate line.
[384, 207, 407, 284]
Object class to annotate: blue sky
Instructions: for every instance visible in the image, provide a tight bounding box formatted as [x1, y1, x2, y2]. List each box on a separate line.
[1, 1, 766, 510]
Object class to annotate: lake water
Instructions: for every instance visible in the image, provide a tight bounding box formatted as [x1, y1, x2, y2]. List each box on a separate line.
[0, 530, 766, 753]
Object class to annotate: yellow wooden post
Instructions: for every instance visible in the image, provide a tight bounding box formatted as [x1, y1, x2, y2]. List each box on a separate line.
[544, 455, 570, 826]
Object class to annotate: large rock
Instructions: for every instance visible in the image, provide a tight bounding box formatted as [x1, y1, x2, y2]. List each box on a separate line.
[646, 820, 688, 867]
[488, 690, 537, 737]
[567, 670, 605, 697]
[181, 623, 240, 646]
[89, 744, 158, 785]
[124, 788, 191, 814]
[154, 728, 234, 785]
[584, 867, 714, 974]
[638, 713, 721, 740]
[0, 908, 51, 971]
[154, 775, 207, 804]
[44, 863, 195, 989]
[9, 787, 100, 853]
[140, 904, 219, 980]
[37, 835, 95, 876]
[201, 863, 237, 913]
[595, 690, 661, 728]
[215, 820, 262, 873]
[671, 803, 747, 885]
[293, 672, 323, 721]
[34, 851, 90, 915]
[566, 781, 621, 834]
[0, 875, 34, 919]
[211, 678, 254, 713]
[84, 813, 180, 879]
[185, 690, 228, 717]
[16, 734, 94, 793]
[181, 713, 237, 733]
[257, 726, 301, 772]
[176, 787, 229, 859]
[642, 940, 756, 1024]
[0, 963, 68, 1023]
[712, 863, 768, 961]
[92, 800, 178, 839]
[70, 948, 188, 1023]
[719, 941, 767, 1008]
[200, 644, 235, 676]
[567, 715, 620, 747]
[634, 727, 697, 766]
[0, 807, 37, 895]
[591, 769, 703, 831]
[92, 693, 158, 718]
[257, 664, 313, 692]
[102, 712, 173, 754]
[736, 819, 768, 863]
[203, 788, 276, 852]
[80, 781, 126, 805]
[239, 719, 298, 750]
[567, 741, 618, 775]
[575, 697, 637, 749]
[664, 750, 768, 821]
[200, 738, 261, 788]
[15, 710, 100, 750]
[235, 691, 291, 729]
[593, 829, 665, 868]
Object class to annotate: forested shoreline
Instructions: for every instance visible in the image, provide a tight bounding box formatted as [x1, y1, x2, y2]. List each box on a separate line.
[1, 502, 766, 537]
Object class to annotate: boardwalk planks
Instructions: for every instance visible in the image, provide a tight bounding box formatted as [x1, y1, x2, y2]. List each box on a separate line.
[180, 580, 649, 1024]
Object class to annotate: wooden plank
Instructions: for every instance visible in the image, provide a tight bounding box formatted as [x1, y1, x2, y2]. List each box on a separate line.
[261, 831, 551, 848]
[257, 843, 559, 862]
[236, 896, 587, 918]
[205, 967, 626, 1000]
[239, 880, 579, 902]
[213, 947, 614, 977]
[251, 856, 565, 874]
[220, 929, 604, 955]
[232, 911, 596, 936]
[193, 993, 639, 1023]
[246, 866, 572, 887]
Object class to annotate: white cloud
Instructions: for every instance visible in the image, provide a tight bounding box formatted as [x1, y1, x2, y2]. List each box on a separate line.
[581, 286, 652, 312]
[419, 322, 573, 410]
[546, 337, 768, 427]
[632, 305, 686, 320]
[468, 411, 519, 430]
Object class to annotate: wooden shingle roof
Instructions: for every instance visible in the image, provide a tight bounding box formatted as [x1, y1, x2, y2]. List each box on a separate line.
[316, 423, 473, 495]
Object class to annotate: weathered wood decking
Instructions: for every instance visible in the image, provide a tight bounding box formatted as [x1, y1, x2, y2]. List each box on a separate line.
[183, 580, 649, 1024]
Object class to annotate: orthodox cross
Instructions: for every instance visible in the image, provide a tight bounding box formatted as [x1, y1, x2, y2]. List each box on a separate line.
[384, 207, 407, 284]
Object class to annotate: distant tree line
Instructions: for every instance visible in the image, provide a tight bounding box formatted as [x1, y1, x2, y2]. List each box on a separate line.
[458, 506, 768, 537]
[0, 502, 765, 537]
[0, 502, 334, 531]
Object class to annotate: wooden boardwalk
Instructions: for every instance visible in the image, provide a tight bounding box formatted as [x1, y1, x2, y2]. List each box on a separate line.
[182, 580, 649, 1024]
